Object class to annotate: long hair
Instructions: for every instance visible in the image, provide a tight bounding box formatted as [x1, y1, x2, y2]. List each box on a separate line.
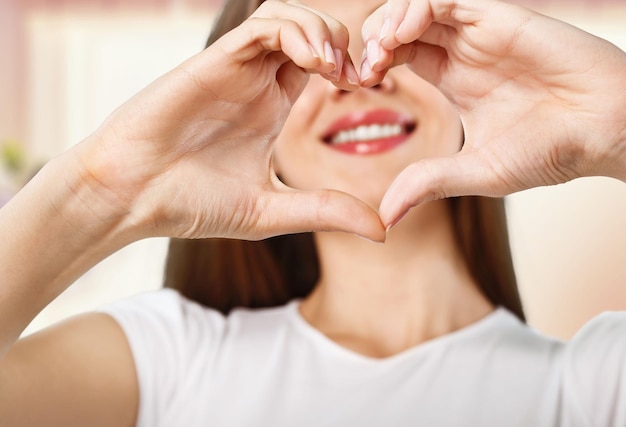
[163, 0, 525, 321]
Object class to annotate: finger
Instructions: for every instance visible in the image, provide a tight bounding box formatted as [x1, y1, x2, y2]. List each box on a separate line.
[324, 53, 360, 91]
[375, 0, 409, 48]
[361, 40, 447, 88]
[359, 55, 390, 88]
[263, 188, 387, 243]
[361, 2, 387, 44]
[378, 151, 509, 229]
[398, 40, 448, 88]
[391, 0, 434, 46]
[377, 0, 485, 50]
[361, 3, 394, 73]
[252, 0, 350, 79]
[278, 48, 360, 100]
[215, 16, 342, 84]
[276, 59, 311, 104]
[376, 0, 429, 49]
[417, 22, 456, 49]
[362, 7, 453, 81]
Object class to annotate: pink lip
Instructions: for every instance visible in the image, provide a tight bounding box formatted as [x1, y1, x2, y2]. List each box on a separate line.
[321, 109, 417, 155]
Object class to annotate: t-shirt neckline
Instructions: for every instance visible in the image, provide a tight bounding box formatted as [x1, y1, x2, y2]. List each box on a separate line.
[286, 301, 518, 366]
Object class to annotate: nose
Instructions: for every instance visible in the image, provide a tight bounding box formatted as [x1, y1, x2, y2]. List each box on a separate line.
[327, 72, 397, 100]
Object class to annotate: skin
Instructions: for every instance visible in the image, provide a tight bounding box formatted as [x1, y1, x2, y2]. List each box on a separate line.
[273, 0, 493, 358]
[0, 0, 625, 425]
[361, 0, 626, 225]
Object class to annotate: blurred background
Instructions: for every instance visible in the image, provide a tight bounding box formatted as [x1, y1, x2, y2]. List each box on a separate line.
[2, 0, 626, 339]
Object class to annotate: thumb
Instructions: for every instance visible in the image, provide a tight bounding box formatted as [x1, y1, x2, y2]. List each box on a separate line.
[264, 188, 387, 243]
[379, 151, 508, 228]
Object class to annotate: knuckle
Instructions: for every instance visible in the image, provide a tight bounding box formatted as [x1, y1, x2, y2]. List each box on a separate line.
[306, 13, 333, 39]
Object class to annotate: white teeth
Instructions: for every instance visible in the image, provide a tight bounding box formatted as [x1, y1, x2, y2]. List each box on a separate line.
[331, 123, 404, 144]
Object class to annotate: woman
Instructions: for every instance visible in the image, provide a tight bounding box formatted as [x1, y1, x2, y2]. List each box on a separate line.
[1, 0, 625, 426]
[164, 0, 523, 322]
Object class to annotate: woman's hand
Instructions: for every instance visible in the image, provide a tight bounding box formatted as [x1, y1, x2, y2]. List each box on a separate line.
[77, 0, 384, 242]
[360, 0, 626, 228]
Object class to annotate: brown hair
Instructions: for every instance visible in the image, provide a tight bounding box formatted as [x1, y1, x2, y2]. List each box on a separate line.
[163, 0, 525, 321]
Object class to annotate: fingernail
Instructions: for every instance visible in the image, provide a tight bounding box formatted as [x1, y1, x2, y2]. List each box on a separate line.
[366, 39, 380, 68]
[360, 57, 372, 83]
[332, 48, 344, 81]
[308, 43, 321, 60]
[344, 57, 360, 86]
[385, 210, 408, 232]
[356, 233, 386, 244]
[324, 41, 337, 69]
[379, 18, 391, 42]
[396, 20, 406, 40]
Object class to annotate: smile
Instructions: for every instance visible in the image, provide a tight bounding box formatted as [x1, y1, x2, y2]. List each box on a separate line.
[321, 109, 417, 155]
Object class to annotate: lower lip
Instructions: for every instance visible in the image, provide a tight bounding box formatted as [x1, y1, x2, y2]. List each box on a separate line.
[326, 133, 411, 155]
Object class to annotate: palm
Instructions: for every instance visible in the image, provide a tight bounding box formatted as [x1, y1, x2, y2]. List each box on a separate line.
[86, 6, 384, 242]
[366, 0, 626, 226]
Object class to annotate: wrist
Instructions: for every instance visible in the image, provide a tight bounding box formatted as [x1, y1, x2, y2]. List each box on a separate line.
[0, 147, 143, 346]
[69, 135, 160, 242]
[56, 148, 144, 245]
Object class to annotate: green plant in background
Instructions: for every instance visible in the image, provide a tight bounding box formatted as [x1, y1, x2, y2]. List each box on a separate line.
[1, 139, 27, 207]
[1, 139, 25, 174]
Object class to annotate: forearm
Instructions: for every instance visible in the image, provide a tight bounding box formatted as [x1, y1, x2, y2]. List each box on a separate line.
[0, 143, 143, 356]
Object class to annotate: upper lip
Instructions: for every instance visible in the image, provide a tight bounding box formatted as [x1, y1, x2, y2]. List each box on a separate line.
[321, 109, 417, 144]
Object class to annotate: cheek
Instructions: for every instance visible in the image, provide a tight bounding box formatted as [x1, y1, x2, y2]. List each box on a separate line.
[396, 70, 463, 155]
[272, 79, 328, 188]
[272, 118, 317, 190]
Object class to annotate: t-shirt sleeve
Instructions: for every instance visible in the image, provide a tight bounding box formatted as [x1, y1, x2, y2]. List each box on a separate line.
[561, 311, 626, 427]
[98, 289, 226, 427]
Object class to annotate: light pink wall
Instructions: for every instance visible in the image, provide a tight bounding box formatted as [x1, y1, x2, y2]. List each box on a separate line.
[0, 1, 25, 142]
[1, 0, 222, 149]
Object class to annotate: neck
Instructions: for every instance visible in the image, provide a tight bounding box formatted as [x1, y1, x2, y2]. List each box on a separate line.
[299, 201, 494, 358]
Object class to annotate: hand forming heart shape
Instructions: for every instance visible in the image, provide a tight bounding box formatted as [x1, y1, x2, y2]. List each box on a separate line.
[74, 0, 626, 245]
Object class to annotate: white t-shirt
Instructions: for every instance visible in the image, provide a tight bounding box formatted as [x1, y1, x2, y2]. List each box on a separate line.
[100, 289, 626, 427]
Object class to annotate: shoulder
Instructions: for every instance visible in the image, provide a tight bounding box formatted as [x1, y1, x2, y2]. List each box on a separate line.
[451, 308, 563, 386]
[568, 311, 626, 348]
[99, 289, 226, 345]
[466, 307, 563, 355]
[563, 310, 626, 375]
[560, 311, 626, 426]
[563, 311, 626, 378]
[2, 312, 138, 426]
[99, 289, 296, 353]
[98, 290, 297, 427]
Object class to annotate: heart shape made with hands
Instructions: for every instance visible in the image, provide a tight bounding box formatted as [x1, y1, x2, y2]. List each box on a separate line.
[112, 0, 620, 244]
[307, 0, 620, 232]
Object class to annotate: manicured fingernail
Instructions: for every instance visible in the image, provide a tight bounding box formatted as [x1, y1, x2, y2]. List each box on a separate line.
[367, 40, 380, 68]
[386, 210, 408, 231]
[379, 18, 391, 41]
[324, 41, 337, 69]
[356, 233, 386, 244]
[396, 20, 406, 40]
[308, 43, 321, 59]
[360, 57, 372, 83]
[332, 48, 344, 81]
[344, 57, 360, 86]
